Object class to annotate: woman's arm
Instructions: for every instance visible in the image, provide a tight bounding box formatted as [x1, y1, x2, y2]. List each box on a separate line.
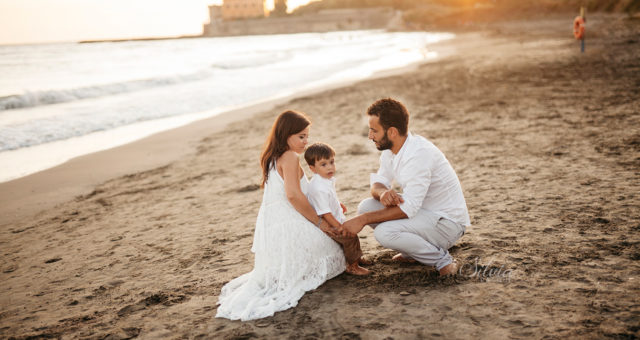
[279, 151, 329, 226]
[322, 213, 341, 229]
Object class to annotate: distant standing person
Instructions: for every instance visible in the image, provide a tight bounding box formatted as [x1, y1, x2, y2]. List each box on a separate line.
[342, 98, 470, 276]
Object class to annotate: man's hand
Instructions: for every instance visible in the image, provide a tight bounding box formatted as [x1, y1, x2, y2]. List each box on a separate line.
[380, 189, 404, 207]
[342, 216, 366, 236]
[340, 202, 347, 214]
[334, 224, 354, 238]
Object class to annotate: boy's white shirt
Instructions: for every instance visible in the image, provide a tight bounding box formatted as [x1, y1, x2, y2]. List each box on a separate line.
[307, 173, 346, 224]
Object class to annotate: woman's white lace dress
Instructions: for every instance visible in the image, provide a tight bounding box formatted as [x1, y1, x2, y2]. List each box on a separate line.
[215, 163, 346, 321]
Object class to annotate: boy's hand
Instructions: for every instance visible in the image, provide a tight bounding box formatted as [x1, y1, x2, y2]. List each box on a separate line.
[340, 202, 347, 214]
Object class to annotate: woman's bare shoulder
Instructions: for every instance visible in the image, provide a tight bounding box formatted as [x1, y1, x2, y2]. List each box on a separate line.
[277, 151, 302, 181]
[278, 151, 298, 165]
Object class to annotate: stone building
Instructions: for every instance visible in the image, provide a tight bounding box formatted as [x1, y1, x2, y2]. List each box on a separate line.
[202, 7, 398, 37]
[220, 0, 267, 20]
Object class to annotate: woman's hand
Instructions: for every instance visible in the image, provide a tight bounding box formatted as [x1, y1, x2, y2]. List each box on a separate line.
[317, 219, 340, 238]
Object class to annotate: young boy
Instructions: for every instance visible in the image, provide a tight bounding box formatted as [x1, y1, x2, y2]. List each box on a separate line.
[304, 142, 370, 276]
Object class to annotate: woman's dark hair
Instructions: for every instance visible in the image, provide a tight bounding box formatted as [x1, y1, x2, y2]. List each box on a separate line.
[366, 98, 409, 136]
[260, 110, 311, 187]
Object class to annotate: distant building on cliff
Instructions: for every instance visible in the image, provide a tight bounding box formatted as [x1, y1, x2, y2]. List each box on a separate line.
[202, 7, 399, 37]
[213, 0, 268, 21]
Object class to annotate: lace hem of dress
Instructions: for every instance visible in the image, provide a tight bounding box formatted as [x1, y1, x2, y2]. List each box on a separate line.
[215, 254, 344, 321]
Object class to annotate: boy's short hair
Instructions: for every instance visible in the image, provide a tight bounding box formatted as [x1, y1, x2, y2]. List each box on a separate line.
[304, 142, 335, 166]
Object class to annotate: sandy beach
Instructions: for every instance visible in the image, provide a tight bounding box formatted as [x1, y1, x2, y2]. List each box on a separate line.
[1, 13, 639, 339]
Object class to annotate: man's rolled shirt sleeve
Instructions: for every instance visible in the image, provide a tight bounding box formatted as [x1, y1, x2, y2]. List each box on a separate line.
[398, 155, 432, 219]
[369, 172, 391, 188]
[370, 153, 393, 188]
[308, 188, 332, 216]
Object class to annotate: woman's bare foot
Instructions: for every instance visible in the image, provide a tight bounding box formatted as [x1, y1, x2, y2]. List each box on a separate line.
[438, 261, 458, 276]
[358, 257, 373, 266]
[346, 262, 370, 275]
[391, 253, 417, 263]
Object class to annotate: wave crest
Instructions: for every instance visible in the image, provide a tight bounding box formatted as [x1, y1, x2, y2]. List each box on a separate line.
[0, 71, 211, 111]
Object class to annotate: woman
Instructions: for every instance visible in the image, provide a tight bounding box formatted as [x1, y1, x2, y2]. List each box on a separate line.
[216, 110, 346, 321]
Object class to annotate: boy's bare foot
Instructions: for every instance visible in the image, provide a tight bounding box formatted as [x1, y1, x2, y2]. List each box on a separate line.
[391, 253, 417, 263]
[358, 257, 374, 266]
[346, 262, 370, 276]
[439, 261, 458, 276]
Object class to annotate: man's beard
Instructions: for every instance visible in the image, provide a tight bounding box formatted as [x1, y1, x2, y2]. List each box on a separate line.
[375, 131, 393, 151]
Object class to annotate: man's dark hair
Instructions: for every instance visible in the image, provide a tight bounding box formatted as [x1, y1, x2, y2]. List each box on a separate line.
[304, 142, 335, 166]
[366, 98, 409, 136]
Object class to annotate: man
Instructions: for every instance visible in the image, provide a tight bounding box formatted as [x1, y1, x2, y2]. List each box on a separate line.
[342, 98, 470, 276]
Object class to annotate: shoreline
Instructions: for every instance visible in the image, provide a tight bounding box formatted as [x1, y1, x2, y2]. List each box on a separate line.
[78, 34, 202, 44]
[0, 34, 462, 228]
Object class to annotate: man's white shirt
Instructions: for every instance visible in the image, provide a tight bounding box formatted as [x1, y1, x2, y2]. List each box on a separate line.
[307, 174, 346, 224]
[370, 132, 471, 226]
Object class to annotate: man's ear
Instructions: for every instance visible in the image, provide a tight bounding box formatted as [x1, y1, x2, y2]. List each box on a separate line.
[309, 165, 316, 172]
[388, 127, 399, 139]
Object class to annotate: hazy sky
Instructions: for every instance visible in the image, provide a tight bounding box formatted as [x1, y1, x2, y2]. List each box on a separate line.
[0, 0, 312, 45]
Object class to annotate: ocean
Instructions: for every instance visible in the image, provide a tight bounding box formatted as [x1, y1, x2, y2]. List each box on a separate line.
[0, 30, 453, 182]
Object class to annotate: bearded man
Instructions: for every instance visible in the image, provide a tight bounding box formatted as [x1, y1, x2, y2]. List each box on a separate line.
[342, 98, 470, 276]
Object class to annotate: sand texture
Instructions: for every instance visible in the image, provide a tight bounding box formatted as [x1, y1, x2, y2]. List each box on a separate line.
[1, 14, 639, 339]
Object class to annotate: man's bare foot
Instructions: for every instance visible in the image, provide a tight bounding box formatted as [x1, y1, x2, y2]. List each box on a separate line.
[439, 261, 458, 276]
[392, 253, 417, 263]
[346, 262, 370, 276]
[358, 257, 374, 266]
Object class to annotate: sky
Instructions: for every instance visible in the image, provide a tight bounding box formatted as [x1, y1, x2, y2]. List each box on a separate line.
[0, 0, 313, 45]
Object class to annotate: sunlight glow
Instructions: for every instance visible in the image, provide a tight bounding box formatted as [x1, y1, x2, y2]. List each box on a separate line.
[0, 0, 314, 45]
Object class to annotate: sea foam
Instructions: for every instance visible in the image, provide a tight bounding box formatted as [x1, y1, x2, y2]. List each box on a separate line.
[0, 30, 454, 182]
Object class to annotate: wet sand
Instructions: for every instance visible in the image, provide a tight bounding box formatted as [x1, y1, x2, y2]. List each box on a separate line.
[1, 14, 639, 339]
